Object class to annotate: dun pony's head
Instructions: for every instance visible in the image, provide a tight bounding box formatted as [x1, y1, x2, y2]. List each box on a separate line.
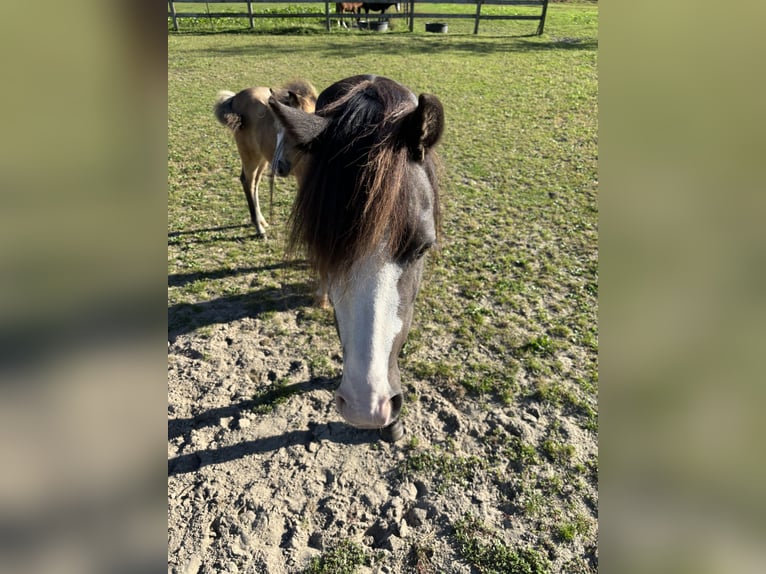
[277, 79, 318, 114]
[270, 75, 444, 436]
[270, 80, 318, 180]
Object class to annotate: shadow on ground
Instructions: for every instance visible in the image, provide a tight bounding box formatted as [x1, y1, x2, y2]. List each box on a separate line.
[179, 34, 596, 58]
[168, 377, 389, 476]
[168, 280, 315, 341]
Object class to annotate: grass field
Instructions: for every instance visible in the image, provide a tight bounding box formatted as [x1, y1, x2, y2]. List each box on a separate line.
[169, 2, 597, 571]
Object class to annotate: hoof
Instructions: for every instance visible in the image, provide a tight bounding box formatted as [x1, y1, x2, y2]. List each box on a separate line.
[251, 217, 268, 235]
[380, 419, 404, 443]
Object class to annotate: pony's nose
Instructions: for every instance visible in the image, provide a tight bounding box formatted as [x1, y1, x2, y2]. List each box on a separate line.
[335, 392, 403, 429]
[275, 159, 291, 177]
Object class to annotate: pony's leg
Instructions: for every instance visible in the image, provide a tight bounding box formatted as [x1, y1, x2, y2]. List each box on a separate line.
[314, 288, 330, 309]
[251, 161, 269, 235]
[314, 275, 330, 309]
[240, 161, 268, 236]
[239, 169, 258, 228]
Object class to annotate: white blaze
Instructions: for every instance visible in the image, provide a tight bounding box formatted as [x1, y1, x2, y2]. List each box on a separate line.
[332, 256, 404, 427]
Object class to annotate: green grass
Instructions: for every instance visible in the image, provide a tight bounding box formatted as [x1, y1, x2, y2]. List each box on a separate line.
[454, 514, 551, 574]
[485, 427, 540, 470]
[540, 438, 575, 464]
[169, 2, 597, 569]
[553, 515, 589, 542]
[522, 335, 556, 356]
[398, 446, 487, 493]
[251, 378, 302, 413]
[301, 540, 372, 574]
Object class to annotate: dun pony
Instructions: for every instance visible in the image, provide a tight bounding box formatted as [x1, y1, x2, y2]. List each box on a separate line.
[214, 79, 318, 236]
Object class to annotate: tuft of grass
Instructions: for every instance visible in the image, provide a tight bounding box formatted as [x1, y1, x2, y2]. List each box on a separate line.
[554, 514, 590, 543]
[523, 357, 546, 375]
[485, 429, 539, 470]
[460, 363, 517, 404]
[530, 379, 598, 432]
[554, 522, 576, 542]
[521, 335, 556, 356]
[305, 350, 338, 379]
[301, 540, 371, 574]
[408, 360, 455, 383]
[454, 514, 550, 574]
[251, 378, 301, 414]
[523, 489, 546, 517]
[540, 439, 575, 464]
[398, 448, 486, 493]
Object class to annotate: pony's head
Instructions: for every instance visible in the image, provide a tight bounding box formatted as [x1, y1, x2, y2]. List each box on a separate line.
[277, 79, 318, 112]
[270, 75, 444, 433]
[270, 80, 318, 180]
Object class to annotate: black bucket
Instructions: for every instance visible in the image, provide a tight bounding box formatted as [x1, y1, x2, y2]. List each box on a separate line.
[425, 22, 448, 33]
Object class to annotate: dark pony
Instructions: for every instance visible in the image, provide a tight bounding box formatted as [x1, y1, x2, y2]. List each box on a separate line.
[269, 75, 444, 438]
[362, 2, 400, 17]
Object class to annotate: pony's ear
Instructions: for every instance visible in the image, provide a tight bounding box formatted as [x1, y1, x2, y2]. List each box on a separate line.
[285, 90, 307, 109]
[286, 90, 299, 107]
[400, 93, 444, 161]
[269, 94, 328, 147]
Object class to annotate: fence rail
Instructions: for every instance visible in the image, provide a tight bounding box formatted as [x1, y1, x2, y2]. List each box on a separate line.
[167, 0, 549, 35]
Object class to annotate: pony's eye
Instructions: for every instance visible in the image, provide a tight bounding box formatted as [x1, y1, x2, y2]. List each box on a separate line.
[415, 242, 433, 259]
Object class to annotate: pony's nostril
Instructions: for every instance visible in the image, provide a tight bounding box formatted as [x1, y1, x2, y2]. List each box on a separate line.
[389, 393, 403, 420]
[335, 395, 347, 412]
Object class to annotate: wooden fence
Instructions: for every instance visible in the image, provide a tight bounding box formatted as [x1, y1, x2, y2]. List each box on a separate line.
[167, 0, 549, 35]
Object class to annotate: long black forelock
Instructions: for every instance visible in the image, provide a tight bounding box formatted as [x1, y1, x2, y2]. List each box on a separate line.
[288, 77, 433, 281]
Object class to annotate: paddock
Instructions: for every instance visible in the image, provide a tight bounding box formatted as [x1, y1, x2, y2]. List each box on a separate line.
[168, 0, 550, 35]
[168, 3, 598, 572]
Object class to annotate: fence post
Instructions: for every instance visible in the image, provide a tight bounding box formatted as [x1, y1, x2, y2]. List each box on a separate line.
[248, 1, 254, 29]
[536, 0, 549, 35]
[325, 2, 331, 31]
[474, 1, 482, 35]
[409, 0, 414, 32]
[168, 1, 178, 32]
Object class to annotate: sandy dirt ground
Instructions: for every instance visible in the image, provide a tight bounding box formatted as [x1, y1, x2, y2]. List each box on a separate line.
[168, 297, 597, 573]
